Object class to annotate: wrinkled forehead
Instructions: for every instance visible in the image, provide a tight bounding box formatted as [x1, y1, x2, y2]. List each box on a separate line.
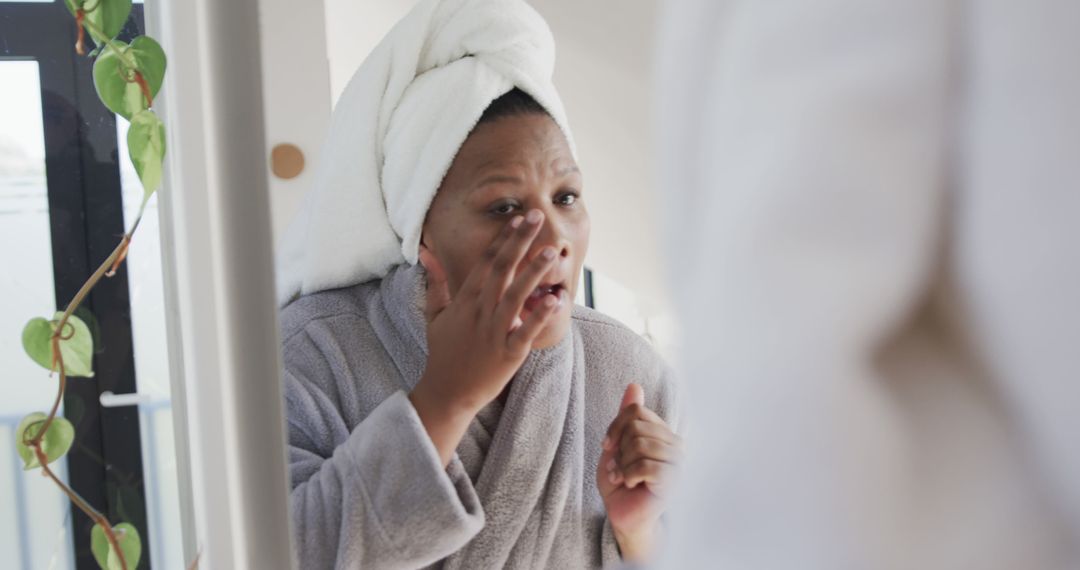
[450, 114, 579, 186]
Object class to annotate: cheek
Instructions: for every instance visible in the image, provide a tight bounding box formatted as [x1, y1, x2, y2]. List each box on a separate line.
[570, 212, 591, 264]
[565, 213, 591, 295]
[437, 226, 500, 293]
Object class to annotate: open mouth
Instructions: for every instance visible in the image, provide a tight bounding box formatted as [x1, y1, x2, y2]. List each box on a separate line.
[522, 282, 567, 313]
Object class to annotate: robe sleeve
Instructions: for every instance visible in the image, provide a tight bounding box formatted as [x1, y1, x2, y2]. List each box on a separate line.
[285, 368, 485, 569]
[600, 518, 623, 568]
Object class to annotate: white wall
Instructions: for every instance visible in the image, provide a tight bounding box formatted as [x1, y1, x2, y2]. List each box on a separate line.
[322, 0, 671, 319]
[260, 0, 331, 241]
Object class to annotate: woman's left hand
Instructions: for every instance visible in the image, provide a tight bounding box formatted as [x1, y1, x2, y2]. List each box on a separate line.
[597, 383, 681, 562]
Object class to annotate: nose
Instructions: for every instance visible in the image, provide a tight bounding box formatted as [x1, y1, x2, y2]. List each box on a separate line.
[532, 211, 571, 261]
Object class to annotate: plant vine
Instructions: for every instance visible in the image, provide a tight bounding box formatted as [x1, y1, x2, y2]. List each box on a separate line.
[16, 0, 168, 568]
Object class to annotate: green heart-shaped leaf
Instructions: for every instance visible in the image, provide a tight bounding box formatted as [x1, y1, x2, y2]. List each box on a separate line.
[128, 110, 166, 197]
[92, 37, 167, 120]
[128, 36, 166, 99]
[92, 522, 141, 570]
[73, 306, 104, 355]
[22, 317, 55, 371]
[93, 42, 140, 119]
[22, 314, 95, 377]
[90, 523, 109, 569]
[15, 413, 75, 470]
[65, 0, 133, 46]
[55, 313, 95, 378]
[59, 310, 95, 377]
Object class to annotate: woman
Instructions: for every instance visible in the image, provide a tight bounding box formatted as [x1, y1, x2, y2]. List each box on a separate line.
[277, 1, 680, 568]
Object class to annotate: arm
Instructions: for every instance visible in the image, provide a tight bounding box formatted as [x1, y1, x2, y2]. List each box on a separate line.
[411, 209, 564, 466]
[286, 371, 484, 569]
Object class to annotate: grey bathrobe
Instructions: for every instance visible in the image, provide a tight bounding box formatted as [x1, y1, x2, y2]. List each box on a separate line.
[280, 263, 679, 569]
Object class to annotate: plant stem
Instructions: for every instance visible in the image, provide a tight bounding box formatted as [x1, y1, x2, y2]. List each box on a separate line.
[30, 356, 67, 448]
[78, 12, 136, 69]
[133, 71, 154, 108]
[130, 196, 148, 234]
[75, 11, 87, 56]
[55, 233, 131, 339]
[105, 235, 132, 278]
[33, 445, 129, 570]
[37, 231, 131, 446]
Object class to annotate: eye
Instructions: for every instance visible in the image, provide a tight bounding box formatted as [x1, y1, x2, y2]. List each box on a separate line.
[555, 191, 579, 207]
[489, 200, 520, 216]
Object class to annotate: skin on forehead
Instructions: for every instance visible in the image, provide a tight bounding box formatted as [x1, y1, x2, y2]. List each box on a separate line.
[462, 124, 577, 192]
[421, 112, 590, 349]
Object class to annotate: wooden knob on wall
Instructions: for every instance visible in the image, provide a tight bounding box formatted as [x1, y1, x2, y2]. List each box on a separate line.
[270, 143, 305, 179]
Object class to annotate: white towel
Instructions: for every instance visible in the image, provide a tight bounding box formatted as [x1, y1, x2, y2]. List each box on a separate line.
[276, 0, 576, 306]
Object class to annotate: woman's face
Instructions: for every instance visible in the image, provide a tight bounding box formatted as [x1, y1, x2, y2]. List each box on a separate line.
[421, 112, 590, 349]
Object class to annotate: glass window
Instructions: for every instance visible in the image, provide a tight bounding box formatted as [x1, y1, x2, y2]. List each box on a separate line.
[0, 59, 76, 570]
[591, 270, 648, 331]
[585, 268, 678, 361]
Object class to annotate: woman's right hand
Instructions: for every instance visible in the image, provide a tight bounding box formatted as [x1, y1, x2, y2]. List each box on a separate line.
[408, 209, 564, 465]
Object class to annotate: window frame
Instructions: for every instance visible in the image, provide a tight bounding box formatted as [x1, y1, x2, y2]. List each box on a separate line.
[0, 3, 153, 568]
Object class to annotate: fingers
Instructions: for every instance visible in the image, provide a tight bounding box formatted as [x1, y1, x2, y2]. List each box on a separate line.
[457, 215, 524, 298]
[620, 458, 676, 492]
[480, 210, 544, 309]
[596, 435, 621, 497]
[419, 246, 451, 323]
[617, 427, 682, 467]
[603, 400, 666, 452]
[495, 245, 558, 331]
[506, 288, 562, 352]
[621, 383, 644, 410]
[599, 385, 680, 491]
[602, 452, 625, 488]
[611, 418, 681, 490]
[619, 419, 681, 450]
[601, 383, 647, 450]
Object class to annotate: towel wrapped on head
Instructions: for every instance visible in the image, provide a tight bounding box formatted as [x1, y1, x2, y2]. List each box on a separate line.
[276, 0, 576, 306]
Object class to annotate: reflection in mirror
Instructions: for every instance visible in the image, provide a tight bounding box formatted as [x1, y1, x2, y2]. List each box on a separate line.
[275, 0, 680, 567]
